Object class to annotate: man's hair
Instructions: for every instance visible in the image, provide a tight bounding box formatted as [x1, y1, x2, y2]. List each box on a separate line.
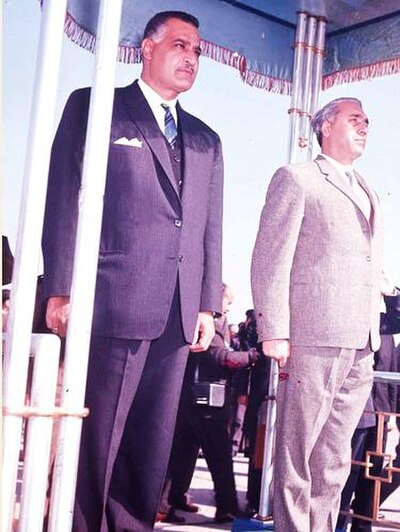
[143, 11, 199, 41]
[310, 97, 362, 147]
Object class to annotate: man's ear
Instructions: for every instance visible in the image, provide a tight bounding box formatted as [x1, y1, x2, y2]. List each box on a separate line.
[321, 120, 332, 139]
[141, 38, 154, 60]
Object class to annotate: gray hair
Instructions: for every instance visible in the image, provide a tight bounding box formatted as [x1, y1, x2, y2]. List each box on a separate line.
[311, 97, 363, 147]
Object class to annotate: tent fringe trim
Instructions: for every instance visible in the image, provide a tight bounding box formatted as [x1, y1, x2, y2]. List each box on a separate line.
[64, 12, 291, 94]
[201, 40, 292, 95]
[322, 57, 400, 89]
[65, 12, 399, 95]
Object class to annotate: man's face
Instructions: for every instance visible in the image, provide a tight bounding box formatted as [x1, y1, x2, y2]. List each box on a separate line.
[141, 18, 201, 100]
[322, 101, 369, 164]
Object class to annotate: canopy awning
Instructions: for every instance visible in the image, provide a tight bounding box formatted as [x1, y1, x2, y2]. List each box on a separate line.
[65, 0, 400, 94]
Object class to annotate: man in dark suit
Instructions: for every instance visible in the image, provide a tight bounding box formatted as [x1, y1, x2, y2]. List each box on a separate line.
[42, 11, 223, 532]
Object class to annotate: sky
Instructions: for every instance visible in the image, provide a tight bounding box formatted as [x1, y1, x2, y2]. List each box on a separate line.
[3, 1, 400, 324]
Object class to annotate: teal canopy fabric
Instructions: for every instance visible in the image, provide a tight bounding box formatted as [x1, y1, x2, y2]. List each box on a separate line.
[65, 0, 400, 94]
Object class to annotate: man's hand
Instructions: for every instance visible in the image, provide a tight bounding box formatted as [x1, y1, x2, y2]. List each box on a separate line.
[237, 394, 248, 406]
[190, 311, 215, 352]
[46, 296, 70, 337]
[381, 271, 397, 296]
[262, 339, 290, 368]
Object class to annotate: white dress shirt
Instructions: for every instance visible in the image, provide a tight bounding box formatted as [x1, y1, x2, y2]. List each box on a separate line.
[322, 154, 371, 221]
[138, 78, 178, 136]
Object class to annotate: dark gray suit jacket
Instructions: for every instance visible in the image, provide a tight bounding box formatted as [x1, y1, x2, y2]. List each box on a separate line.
[42, 81, 223, 342]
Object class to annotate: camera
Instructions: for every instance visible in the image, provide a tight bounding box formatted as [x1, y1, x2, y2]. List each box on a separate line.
[192, 381, 226, 408]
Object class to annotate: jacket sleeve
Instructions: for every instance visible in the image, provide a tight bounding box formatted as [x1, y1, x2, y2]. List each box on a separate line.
[251, 165, 305, 342]
[207, 319, 254, 369]
[199, 135, 224, 316]
[42, 89, 90, 298]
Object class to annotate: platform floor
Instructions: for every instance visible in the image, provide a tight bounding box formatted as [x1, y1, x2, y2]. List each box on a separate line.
[156, 426, 400, 532]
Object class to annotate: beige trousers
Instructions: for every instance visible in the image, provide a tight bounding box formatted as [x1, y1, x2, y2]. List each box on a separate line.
[273, 346, 374, 532]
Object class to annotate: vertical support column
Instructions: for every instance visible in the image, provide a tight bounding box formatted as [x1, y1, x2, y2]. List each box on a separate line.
[308, 17, 326, 160]
[298, 15, 317, 163]
[288, 12, 307, 164]
[48, 1, 123, 530]
[18, 334, 61, 532]
[257, 359, 279, 519]
[2, 1, 67, 530]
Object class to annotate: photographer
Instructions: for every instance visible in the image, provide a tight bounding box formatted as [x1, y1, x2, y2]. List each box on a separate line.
[158, 284, 259, 524]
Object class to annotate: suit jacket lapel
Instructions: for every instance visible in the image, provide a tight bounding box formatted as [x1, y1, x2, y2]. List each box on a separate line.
[177, 102, 199, 208]
[121, 82, 179, 197]
[354, 170, 378, 232]
[315, 156, 373, 228]
[177, 105, 192, 206]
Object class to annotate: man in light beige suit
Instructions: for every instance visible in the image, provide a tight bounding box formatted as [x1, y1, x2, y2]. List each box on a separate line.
[251, 98, 385, 531]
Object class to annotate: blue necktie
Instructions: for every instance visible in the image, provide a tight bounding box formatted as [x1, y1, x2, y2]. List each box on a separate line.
[161, 103, 178, 147]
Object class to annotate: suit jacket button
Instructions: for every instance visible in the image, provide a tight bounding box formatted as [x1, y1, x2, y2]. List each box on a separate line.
[178, 255, 184, 262]
[174, 219, 182, 228]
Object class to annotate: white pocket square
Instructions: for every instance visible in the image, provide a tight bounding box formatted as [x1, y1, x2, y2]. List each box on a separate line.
[113, 136, 143, 148]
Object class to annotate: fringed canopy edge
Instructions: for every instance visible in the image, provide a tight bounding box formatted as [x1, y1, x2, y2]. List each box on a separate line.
[322, 57, 400, 90]
[65, 12, 399, 96]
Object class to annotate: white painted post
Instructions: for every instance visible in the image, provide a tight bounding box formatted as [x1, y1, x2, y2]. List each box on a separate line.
[2, 1, 67, 530]
[18, 334, 61, 532]
[48, 1, 124, 530]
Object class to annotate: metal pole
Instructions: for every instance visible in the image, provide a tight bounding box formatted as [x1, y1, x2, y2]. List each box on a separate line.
[2, 1, 67, 530]
[257, 359, 279, 519]
[308, 18, 326, 160]
[288, 12, 307, 163]
[298, 15, 317, 163]
[18, 334, 61, 532]
[48, 1, 123, 530]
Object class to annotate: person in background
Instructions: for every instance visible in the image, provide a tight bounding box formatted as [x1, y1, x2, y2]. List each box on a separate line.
[229, 323, 241, 351]
[336, 288, 400, 532]
[2, 235, 14, 286]
[379, 342, 400, 507]
[2, 289, 11, 333]
[159, 284, 259, 524]
[42, 11, 223, 531]
[252, 97, 386, 531]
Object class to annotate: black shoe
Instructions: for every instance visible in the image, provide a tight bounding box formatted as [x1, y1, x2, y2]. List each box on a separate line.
[163, 511, 186, 524]
[173, 501, 199, 513]
[214, 511, 235, 523]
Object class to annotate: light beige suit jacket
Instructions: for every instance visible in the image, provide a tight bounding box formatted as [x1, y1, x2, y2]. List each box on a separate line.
[251, 155, 384, 351]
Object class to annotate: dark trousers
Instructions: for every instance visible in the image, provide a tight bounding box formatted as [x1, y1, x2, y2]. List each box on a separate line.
[168, 406, 239, 514]
[380, 435, 400, 503]
[73, 289, 190, 532]
[350, 422, 388, 532]
[337, 427, 370, 529]
[337, 422, 388, 531]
